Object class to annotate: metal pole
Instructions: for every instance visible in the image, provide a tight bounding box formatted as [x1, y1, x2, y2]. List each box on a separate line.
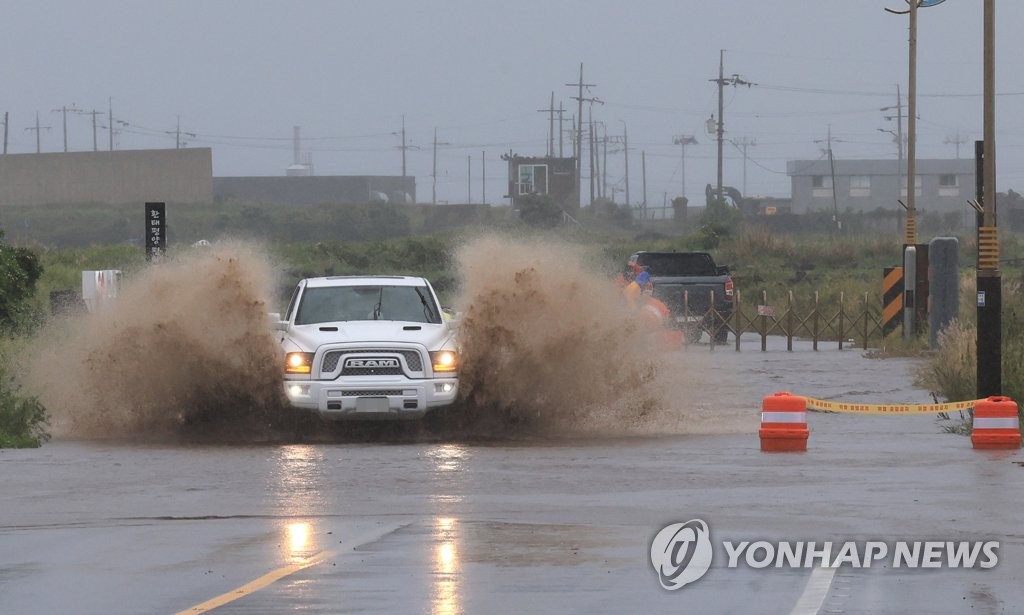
[481, 150, 486, 205]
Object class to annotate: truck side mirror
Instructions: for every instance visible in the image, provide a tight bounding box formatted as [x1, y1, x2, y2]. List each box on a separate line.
[268, 312, 288, 331]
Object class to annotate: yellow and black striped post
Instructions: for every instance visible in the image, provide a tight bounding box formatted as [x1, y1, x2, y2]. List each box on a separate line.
[882, 266, 903, 336]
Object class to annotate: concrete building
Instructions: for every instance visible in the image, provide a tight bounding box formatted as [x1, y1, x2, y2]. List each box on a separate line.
[787, 158, 974, 215]
[0, 148, 212, 206]
[213, 176, 415, 205]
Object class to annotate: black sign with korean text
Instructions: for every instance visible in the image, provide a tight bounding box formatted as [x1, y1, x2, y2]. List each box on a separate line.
[145, 202, 166, 262]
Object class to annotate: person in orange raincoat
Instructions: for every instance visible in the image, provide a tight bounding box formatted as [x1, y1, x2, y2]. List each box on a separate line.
[621, 271, 683, 349]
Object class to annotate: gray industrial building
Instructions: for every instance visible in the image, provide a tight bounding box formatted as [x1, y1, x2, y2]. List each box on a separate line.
[213, 175, 415, 206]
[0, 148, 213, 206]
[787, 158, 974, 214]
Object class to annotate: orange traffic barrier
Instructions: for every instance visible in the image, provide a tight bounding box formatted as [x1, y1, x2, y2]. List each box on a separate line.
[759, 392, 809, 452]
[971, 396, 1022, 450]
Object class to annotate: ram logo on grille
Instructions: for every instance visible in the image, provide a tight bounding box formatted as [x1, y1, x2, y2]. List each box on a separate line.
[344, 357, 401, 369]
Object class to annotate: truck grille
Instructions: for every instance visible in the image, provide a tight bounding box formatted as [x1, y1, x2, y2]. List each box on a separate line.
[341, 390, 403, 397]
[321, 349, 423, 373]
[341, 365, 405, 376]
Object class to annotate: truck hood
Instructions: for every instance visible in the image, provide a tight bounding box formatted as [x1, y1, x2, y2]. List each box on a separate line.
[284, 321, 455, 351]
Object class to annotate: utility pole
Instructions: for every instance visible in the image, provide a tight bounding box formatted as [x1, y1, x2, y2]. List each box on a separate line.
[431, 128, 450, 205]
[589, 113, 596, 205]
[557, 102, 565, 157]
[827, 128, 839, 237]
[880, 84, 906, 234]
[108, 98, 114, 151]
[977, 0, 1000, 397]
[621, 121, 630, 207]
[708, 50, 753, 204]
[2, 112, 7, 154]
[641, 150, 648, 222]
[467, 155, 471, 204]
[481, 150, 486, 205]
[730, 137, 757, 195]
[25, 112, 50, 153]
[881, 84, 906, 169]
[566, 63, 596, 208]
[393, 115, 420, 177]
[906, 1, 919, 245]
[84, 110, 101, 151]
[944, 129, 968, 159]
[53, 105, 81, 152]
[598, 123, 606, 200]
[672, 135, 697, 200]
[537, 92, 555, 157]
[165, 115, 194, 149]
[885, 0, 946, 244]
[815, 127, 841, 237]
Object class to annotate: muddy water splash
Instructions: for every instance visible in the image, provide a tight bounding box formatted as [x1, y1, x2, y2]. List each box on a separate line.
[25, 242, 290, 440]
[449, 236, 671, 434]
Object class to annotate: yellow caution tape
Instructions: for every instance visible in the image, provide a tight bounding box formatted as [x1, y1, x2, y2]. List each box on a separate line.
[805, 397, 984, 415]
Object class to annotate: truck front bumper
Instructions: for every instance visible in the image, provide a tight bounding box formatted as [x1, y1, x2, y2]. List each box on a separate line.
[283, 377, 458, 420]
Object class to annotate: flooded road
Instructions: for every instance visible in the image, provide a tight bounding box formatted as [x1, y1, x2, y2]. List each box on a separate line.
[2, 336, 1022, 614]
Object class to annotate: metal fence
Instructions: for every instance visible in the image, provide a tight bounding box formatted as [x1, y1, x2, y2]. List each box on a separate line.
[682, 289, 887, 351]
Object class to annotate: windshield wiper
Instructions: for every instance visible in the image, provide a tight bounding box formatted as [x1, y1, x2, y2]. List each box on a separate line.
[372, 287, 383, 320]
[414, 287, 434, 322]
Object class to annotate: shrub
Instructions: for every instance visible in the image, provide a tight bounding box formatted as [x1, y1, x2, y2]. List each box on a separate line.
[0, 359, 49, 448]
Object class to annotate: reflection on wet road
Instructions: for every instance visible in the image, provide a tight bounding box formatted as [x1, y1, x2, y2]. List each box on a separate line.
[2, 338, 1022, 613]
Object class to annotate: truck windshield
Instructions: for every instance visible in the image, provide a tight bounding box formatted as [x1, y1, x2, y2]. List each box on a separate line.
[636, 253, 717, 277]
[295, 285, 442, 325]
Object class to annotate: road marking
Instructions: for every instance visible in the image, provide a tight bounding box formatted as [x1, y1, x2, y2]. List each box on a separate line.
[176, 522, 408, 614]
[790, 565, 837, 615]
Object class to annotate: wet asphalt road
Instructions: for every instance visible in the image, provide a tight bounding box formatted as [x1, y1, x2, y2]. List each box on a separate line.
[2, 336, 1023, 614]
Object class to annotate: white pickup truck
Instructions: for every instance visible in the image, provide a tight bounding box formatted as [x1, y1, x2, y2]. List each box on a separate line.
[274, 275, 459, 419]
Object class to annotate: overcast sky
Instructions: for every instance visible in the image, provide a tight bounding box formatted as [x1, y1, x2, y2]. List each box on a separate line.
[4, 1, 1023, 206]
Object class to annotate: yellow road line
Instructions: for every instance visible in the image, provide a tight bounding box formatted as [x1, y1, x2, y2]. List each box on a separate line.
[176, 522, 408, 614]
[176, 551, 335, 614]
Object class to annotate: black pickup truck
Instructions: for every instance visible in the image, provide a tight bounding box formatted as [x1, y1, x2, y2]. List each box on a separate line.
[627, 251, 734, 342]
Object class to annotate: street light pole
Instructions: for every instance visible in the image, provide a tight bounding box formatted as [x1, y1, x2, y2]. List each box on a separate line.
[672, 135, 697, 200]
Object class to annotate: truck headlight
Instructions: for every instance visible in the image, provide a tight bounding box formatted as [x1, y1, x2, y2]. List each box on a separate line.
[430, 350, 458, 374]
[285, 352, 314, 374]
